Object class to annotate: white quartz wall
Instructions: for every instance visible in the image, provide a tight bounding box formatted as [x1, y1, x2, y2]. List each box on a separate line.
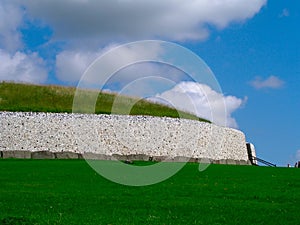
[0, 112, 248, 161]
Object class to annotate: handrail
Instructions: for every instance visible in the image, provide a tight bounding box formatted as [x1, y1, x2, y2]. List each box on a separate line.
[251, 156, 276, 167]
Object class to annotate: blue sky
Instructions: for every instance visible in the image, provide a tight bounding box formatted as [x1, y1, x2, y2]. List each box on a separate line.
[0, 0, 299, 166]
[186, 1, 300, 166]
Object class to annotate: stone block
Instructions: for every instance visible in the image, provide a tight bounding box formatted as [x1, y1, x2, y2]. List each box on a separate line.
[31, 151, 55, 159]
[237, 160, 249, 165]
[112, 154, 128, 161]
[82, 153, 113, 160]
[127, 154, 149, 161]
[173, 156, 190, 162]
[3, 150, 31, 159]
[226, 159, 237, 165]
[163, 157, 175, 162]
[219, 159, 227, 165]
[152, 156, 168, 162]
[189, 158, 199, 163]
[55, 152, 79, 159]
[212, 160, 220, 164]
[198, 158, 212, 165]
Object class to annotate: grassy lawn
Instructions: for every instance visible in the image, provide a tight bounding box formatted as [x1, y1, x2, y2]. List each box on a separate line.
[0, 159, 299, 225]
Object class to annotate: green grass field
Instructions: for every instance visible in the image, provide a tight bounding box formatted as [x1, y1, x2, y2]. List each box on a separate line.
[0, 82, 209, 122]
[0, 159, 299, 225]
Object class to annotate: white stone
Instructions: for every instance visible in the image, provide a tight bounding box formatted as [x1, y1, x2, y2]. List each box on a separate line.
[0, 112, 248, 161]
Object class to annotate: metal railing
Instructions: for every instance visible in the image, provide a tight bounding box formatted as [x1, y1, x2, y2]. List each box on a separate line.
[251, 156, 276, 167]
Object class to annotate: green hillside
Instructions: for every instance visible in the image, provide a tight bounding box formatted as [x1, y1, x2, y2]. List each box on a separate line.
[0, 82, 209, 122]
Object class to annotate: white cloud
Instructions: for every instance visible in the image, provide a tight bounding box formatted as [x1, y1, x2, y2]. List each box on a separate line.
[20, 0, 267, 47]
[0, 49, 48, 84]
[250, 76, 285, 89]
[56, 43, 164, 83]
[153, 81, 246, 128]
[56, 50, 101, 83]
[0, 1, 267, 85]
[0, 1, 24, 52]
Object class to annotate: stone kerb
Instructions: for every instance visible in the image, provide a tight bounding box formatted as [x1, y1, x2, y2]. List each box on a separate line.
[2, 150, 31, 159]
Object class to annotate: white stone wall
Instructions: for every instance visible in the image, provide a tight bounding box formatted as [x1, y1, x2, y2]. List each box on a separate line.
[0, 112, 248, 161]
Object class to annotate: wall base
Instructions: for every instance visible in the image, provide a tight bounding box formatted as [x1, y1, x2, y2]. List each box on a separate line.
[0, 150, 252, 165]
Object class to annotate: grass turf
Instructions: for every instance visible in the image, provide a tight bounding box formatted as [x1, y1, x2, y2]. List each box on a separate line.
[0, 82, 209, 122]
[0, 159, 299, 225]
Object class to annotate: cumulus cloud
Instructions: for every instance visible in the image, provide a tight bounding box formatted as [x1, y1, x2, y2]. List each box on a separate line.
[0, 49, 48, 84]
[0, 1, 24, 52]
[56, 50, 101, 83]
[20, 0, 267, 47]
[56, 42, 164, 83]
[250, 76, 285, 89]
[152, 81, 246, 128]
[0, 2, 48, 84]
[0, 1, 267, 85]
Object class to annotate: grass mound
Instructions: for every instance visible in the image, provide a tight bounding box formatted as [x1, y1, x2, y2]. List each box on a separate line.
[0, 82, 209, 122]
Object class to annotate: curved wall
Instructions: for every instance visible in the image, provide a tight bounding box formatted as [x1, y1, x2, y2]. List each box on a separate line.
[0, 112, 249, 162]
